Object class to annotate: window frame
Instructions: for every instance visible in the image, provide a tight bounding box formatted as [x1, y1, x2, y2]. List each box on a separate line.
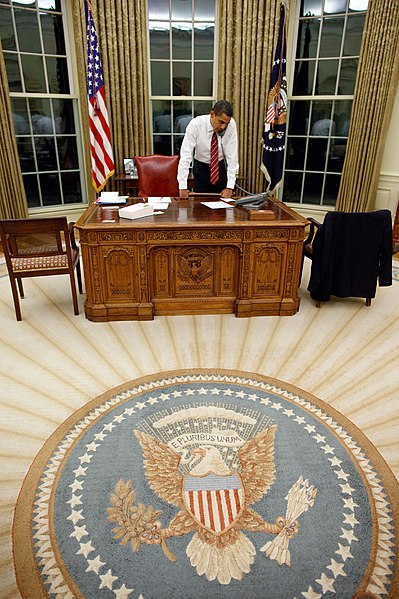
[3, 0, 87, 213]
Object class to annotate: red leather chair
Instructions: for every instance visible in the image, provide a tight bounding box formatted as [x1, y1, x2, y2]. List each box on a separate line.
[134, 154, 179, 198]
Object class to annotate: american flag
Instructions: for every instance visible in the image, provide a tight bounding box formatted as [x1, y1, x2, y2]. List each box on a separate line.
[261, 2, 287, 192]
[85, 0, 114, 192]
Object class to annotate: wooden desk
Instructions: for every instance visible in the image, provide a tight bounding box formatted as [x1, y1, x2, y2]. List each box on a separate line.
[75, 196, 308, 321]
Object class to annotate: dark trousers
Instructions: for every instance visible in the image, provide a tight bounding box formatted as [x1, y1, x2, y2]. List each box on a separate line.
[193, 159, 227, 193]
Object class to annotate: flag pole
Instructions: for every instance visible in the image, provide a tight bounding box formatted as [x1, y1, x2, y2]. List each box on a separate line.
[261, 1, 288, 193]
[84, 0, 114, 193]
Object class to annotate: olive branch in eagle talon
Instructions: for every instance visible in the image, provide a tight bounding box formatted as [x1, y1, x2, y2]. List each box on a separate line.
[106, 479, 176, 561]
[107, 426, 316, 584]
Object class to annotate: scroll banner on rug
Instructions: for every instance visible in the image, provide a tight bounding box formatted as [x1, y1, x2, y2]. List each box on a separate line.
[13, 370, 398, 598]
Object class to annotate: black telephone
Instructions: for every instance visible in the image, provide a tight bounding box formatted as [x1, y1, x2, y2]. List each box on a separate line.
[235, 192, 269, 209]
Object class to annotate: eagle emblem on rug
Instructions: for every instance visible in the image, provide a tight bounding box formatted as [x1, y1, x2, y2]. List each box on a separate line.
[107, 405, 316, 585]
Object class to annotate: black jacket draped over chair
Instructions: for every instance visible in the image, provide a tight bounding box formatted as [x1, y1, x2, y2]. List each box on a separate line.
[307, 210, 392, 303]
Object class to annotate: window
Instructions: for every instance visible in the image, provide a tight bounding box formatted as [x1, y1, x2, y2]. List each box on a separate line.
[148, 0, 216, 155]
[284, 0, 368, 207]
[0, 0, 85, 210]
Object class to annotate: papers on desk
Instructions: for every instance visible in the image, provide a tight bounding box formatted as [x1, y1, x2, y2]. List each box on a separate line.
[147, 196, 171, 210]
[201, 200, 234, 209]
[119, 203, 154, 220]
[96, 192, 128, 204]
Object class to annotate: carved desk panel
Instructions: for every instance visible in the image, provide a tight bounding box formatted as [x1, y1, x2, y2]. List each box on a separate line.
[75, 197, 308, 321]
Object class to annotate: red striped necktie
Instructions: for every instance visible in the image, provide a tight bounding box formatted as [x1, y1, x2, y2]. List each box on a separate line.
[210, 131, 219, 185]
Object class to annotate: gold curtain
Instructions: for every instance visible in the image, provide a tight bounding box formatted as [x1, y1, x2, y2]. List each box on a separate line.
[336, 0, 399, 212]
[0, 44, 28, 220]
[72, 0, 151, 199]
[217, 0, 281, 193]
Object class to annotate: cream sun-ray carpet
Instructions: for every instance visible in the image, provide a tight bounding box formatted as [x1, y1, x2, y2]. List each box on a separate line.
[0, 257, 399, 598]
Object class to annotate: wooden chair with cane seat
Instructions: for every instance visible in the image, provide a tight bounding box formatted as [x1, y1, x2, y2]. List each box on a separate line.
[0, 216, 82, 321]
[134, 154, 180, 198]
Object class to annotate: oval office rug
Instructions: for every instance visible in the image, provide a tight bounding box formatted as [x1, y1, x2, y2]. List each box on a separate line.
[13, 369, 399, 599]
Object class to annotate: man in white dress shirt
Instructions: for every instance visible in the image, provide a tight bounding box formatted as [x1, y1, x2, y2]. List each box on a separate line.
[177, 100, 239, 199]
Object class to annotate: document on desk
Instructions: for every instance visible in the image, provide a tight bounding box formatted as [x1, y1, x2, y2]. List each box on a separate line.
[147, 197, 171, 209]
[201, 201, 234, 209]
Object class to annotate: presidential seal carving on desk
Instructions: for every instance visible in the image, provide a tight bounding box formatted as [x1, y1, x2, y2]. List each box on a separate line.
[107, 406, 317, 585]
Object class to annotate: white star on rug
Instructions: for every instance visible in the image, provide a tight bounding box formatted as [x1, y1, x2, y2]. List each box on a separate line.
[99, 569, 118, 589]
[85, 555, 105, 574]
[113, 584, 134, 598]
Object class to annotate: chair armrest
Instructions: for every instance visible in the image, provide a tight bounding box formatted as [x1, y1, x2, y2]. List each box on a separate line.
[69, 222, 79, 251]
[303, 217, 321, 247]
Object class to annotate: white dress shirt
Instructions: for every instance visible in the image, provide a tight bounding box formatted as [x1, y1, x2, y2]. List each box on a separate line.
[177, 114, 239, 190]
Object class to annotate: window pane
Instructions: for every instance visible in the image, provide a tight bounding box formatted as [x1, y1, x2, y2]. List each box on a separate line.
[46, 56, 69, 93]
[57, 137, 78, 170]
[349, 0, 369, 12]
[339, 58, 358, 94]
[17, 137, 35, 171]
[0, 7, 16, 50]
[41, 13, 66, 54]
[38, 1, 62, 11]
[149, 22, 170, 59]
[172, 23, 192, 59]
[286, 137, 306, 169]
[194, 23, 214, 60]
[328, 142, 346, 170]
[194, 100, 212, 116]
[153, 101, 171, 133]
[303, 172, 323, 203]
[173, 134, 184, 154]
[315, 59, 338, 94]
[4, 52, 22, 91]
[333, 99, 352, 135]
[148, 0, 169, 20]
[324, 174, 341, 205]
[11, 97, 30, 133]
[194, 0, 215, 20]
[30, 98, 53, 133]
[35, 137, 57, 171]
[288, 100, 310, 135]
[320, 17, 344, 57]
[23, 174, 40, 208]
[292, 60, 315, 95]
[21, 54, 46, 92]
[296, 20, 319, 59]
[310, 100, 333, 134]
[324, 0, 347, 14]
[151, 61, 170, 94]
[172, 0, 191, 20]
[173, 62, 191, 95]
[53, 99, 75, 134]
[15, 8, 41, 53]
[306, 138, 328, 170]
[284, 171, 303, 203]
[194, 61, 212, 95]
[173, 100, 191, 132]
[153, 135, 172, 154]
[61, 171, 81, 203]
[40, 173, 61, 205]
[300, 0, 323, 17]
[344, 14, 365, 55]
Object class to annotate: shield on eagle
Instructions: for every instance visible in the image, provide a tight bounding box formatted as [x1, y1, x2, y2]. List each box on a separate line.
[183, 472, 244, 534]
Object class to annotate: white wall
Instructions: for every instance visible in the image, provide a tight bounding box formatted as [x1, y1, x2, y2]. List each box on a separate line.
[376, 86, 399, 214]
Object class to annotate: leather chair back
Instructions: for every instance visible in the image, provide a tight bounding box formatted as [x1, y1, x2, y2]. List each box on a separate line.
[134, 154, 179, 198]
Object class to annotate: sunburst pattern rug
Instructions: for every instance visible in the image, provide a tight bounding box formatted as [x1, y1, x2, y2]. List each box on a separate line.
[13, 370, 398, 599]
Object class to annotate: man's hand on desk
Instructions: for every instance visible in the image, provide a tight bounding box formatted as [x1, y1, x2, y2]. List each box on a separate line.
[179, 189, 189, 199]
[220, 188, 233, 199]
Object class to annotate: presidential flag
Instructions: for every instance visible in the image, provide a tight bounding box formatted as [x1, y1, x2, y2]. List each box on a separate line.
[85, 0, 114, 192]
[261, 2, 287, 192]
